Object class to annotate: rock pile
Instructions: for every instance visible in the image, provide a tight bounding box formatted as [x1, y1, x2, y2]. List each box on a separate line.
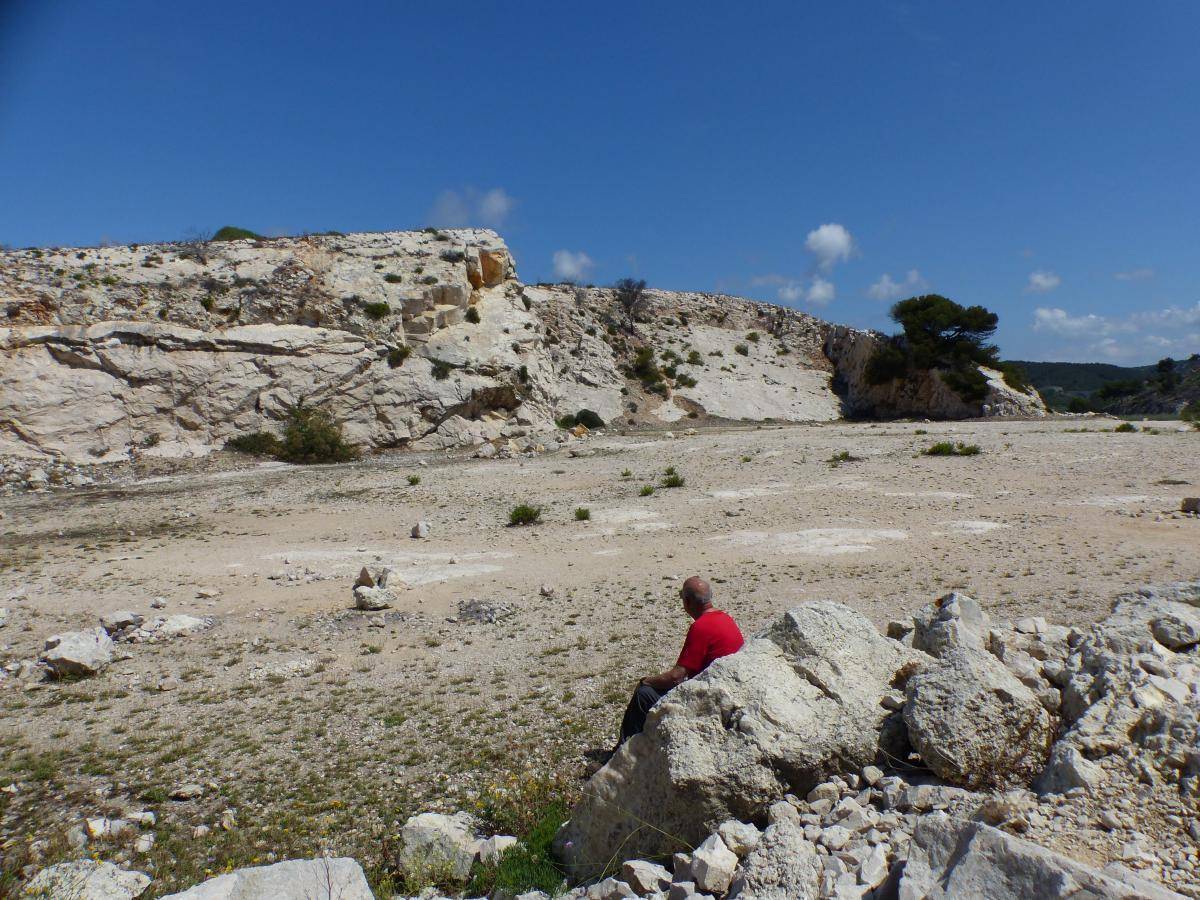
[551, 582, 1200, 898]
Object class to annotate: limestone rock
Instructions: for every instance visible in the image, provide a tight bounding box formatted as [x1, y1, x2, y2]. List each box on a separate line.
[716, 819, 761, 856]
[354, 585, 394, 611]
[904, 647, 1054, 789]
[620, 859, 672, 895]
[411, 521, 431, 539]
[42, 627, 114, 677]
[910, 591, 989, 658]
[24, 859, 150, 899]
[99, 610, 143, 634]
[159, 857, 372, 899]
[554, 602, 920, 876]
[689, 834, 738, 895]
[898, 816, 1184, 899]
[727, 818, 820, 900]
[354, 565, 392, 590]
[397, 811, 479, 880]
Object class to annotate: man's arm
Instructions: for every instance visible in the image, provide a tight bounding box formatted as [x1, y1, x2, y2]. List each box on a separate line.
[641, 665, 689, 692]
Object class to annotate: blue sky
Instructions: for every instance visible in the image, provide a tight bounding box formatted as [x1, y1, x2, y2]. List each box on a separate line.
[2, 2, 1198, 364]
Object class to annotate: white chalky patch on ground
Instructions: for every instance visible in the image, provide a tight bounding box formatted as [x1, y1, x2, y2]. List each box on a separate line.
[712, 528, 908, 556]
[1078, 495, 1168, 507]
[260, 548, 512, 584]
[944, 520, 1009, 535]
[883, 490, 974, 500]
[804, 479, 875, 492]
[591, 508, 663, 525]
[709, 483, 792, 500]
[592, 549, 622, 556]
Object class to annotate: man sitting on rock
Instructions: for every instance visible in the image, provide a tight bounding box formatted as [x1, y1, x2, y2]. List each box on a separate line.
[619, 576, 744, 744]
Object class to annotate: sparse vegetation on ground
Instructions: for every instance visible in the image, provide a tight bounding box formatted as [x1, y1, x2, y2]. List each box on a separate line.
[923, 441, 981, 456]
[225, 402, 360, 464]
[211, 225, 263, 242]
[508, 504, 542, 526]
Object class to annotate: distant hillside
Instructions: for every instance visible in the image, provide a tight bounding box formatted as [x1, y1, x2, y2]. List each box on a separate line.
[1014, 357, 1200, 415]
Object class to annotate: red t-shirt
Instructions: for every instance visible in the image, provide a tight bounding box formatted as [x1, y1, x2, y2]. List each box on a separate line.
[676, 609, 744, 677]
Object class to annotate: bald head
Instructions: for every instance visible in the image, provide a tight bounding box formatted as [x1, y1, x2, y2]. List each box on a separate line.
[681, 576, 713, 615]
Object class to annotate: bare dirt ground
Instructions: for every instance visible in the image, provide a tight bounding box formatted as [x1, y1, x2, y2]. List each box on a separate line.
[2, 419, 1197, 895]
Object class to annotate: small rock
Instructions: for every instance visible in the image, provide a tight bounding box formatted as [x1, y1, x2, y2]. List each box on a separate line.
[621, 859, 672, 894]
[170, 783, 204, 801]
[353, 586, 394, 611]
[689, 834, 738, 895]
[411, 521, 431, 539]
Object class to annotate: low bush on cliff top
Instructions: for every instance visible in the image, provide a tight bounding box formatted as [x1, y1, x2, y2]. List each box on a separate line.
[211, 225, 264, 242]
[225, 401, 360, 464]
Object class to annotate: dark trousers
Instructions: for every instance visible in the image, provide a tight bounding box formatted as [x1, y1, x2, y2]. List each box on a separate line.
[620, 683, 664, 744]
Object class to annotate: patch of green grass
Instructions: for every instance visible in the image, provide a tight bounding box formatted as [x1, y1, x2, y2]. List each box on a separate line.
[383, 273, 404, 284]
[639, 485, 655, 497]
[923, 441, 981, 457]
[407, 474, 421, 486]
[621, 469, 633, 478]
[363, 301, 391, 321]
[660, 467, 685, 488]
[574, 507, 591, 521]
[225, 431, 281, 456]
[827, 450, 862, 466]
[1113, 421, 1138, 433]
[734, 343, 749, 356]
[508, 504, 542, 526]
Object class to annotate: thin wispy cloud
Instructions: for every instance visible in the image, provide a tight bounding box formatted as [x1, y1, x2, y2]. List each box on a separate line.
[1032, 302, 1200, 361]
[1114, 267, 1155, 282]
[428, 187, 515, 228]
[754, 273, 834, 306]
[552, 249, 593, 281]
[806, 276, 835, 305]
[1025, 270, 1061, 293]
[867, 269, 926, 301]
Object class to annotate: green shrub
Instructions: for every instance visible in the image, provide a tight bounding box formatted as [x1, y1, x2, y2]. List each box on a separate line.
[661, 469, 685, 488]
[522, 295, 532, 311]
[407, 475, 421, 486]
[363, 301, 391, 320]
[420, 275, 439, 285]
[574, 507, 591, 521]
[388, 346, 412, 368]
[439, 249, 465, 263]
[508, 504, 542, 526]
[383, 273, 403, 284]
[998, 361, 1033, 394]
[1113, 421, 1137, 433]
[674, 373, 697, 388]
[225, 431, 281, 456]
[746, 331, 760, 343]
[465, 306, 481, 324]
[827, 450, 862, 465]
[277, 401, 361, 464]
[556, 414, 577, 429]
[923, 441, 981, 456]
[687, 350, 703, 365]
[430, 359, 453, 380]
[212, 225, 263, 242]
[940, 367, 989, 405]
[734, 343, 749, 356]
[574, 409, 605, 429]
[620, 469, 633, 478]
[639, 485, 655, 497]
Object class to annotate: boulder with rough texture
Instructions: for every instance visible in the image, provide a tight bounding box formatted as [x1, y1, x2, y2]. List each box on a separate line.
[159, 857, 372, 899]
[727, 818, 820, 900]
[904, 647, 1054, 789]
[354, 585, 394, 611]
[554, 602, 921, 877]
[620, 860, 672, 895]
[910, 591, 989, 658]
[42, 627, 114, 677]
[689, 834, 738, 895]
[24, 859, 150, 899]
[898, 816, 1185, 899]
[99, 610, 143, 633]
[397, 811, 480, 880]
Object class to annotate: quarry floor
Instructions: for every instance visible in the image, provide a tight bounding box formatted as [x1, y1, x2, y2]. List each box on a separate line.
[2, 419, 1198, 894]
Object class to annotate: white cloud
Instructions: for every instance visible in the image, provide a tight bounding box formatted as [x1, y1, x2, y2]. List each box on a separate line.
[806, 276, 836, 305]
[552, 249, 594, 281]
[428, 187, 515, 228]
[1032, 302, 1200, 362]
[1025, 270, 1061, 293]
[805, 223, 854, 271]
[867, 269, 926, 301]
[777, 281, 803, 303]
[1114, 267, 1155, 282]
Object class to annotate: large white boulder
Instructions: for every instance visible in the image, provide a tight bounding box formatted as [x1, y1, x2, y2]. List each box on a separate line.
[904, 646, 1055, 789]
[898, 816, 1184, 899]
[397, 811, 481, 880]
[42, 627, 114, 677]
[159, 857, 372, 899]
[553, 602, 922, 877]
[23, 860, 150, 899]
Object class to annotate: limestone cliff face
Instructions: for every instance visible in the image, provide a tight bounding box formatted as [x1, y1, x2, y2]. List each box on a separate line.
[1, 229, 1042, 462]
[824, 325, 1047, 420]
